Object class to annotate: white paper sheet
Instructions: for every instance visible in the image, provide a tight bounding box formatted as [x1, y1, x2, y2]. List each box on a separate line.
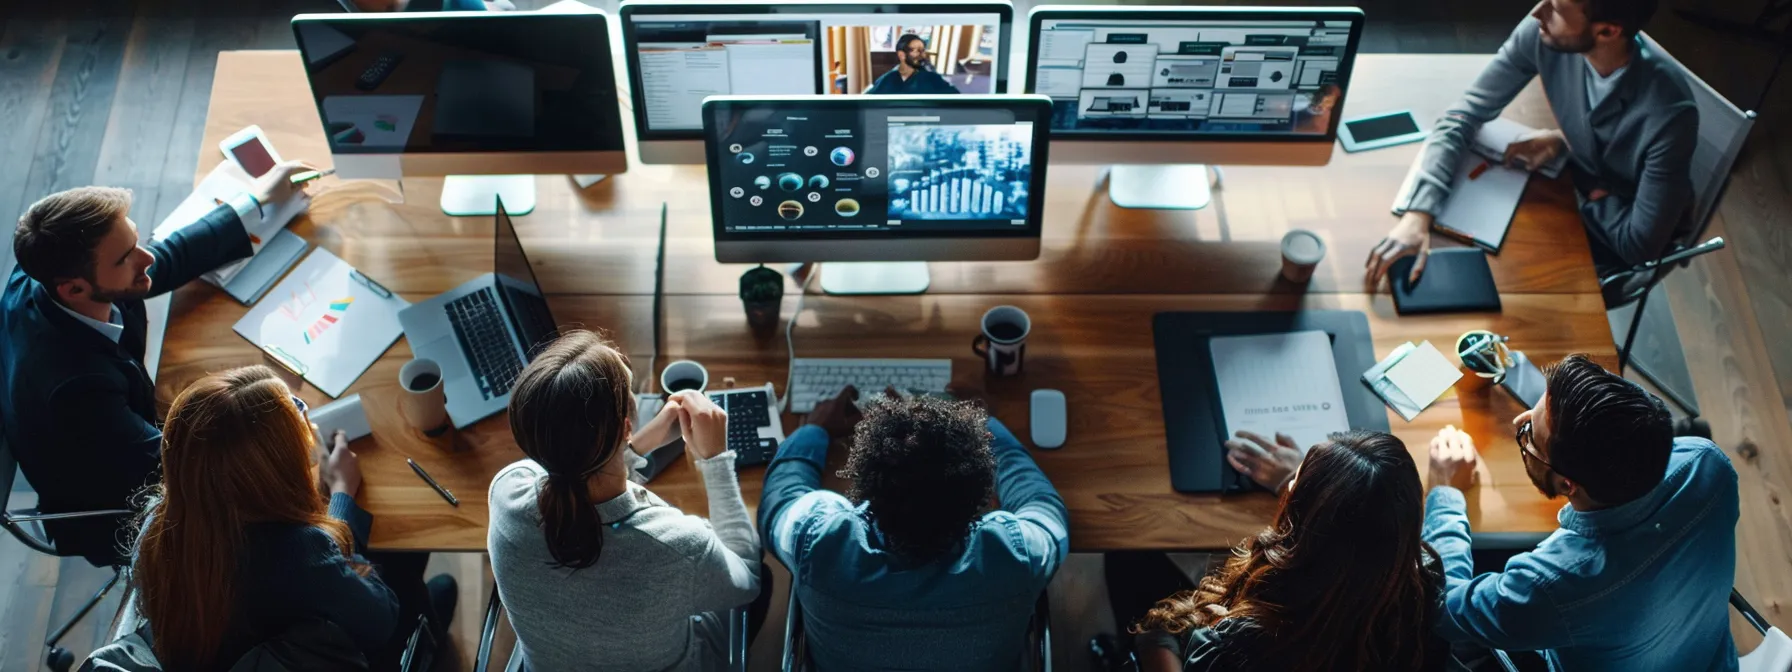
[232, 248, 408, 398]
[1384, 341, 1462, 411]
[1432, 149, 1529, 251]
[153, 161, 310, 286]
[1209, 330, 1351, 452]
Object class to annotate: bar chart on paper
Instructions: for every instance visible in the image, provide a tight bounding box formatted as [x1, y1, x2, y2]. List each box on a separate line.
[234, 248, 409, 397]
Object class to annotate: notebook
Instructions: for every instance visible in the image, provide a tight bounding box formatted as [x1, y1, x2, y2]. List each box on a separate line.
[1363, 341, 1463, 421]
[1389, 249, 1501, 315]
[1391, 118, 1564, 253]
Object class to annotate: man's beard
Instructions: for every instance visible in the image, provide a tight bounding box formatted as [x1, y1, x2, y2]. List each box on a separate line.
[1541, 29, 1595, 54]
[1528, 466, 1561, 499]
[89, 279, 151, 304]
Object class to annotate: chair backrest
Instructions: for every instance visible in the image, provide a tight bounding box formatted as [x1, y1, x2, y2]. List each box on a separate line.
[1639, 32, 1756, 243]
[1739, 628, 1792, 672]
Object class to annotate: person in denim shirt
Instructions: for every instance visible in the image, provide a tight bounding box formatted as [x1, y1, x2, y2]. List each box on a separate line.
[759, 387, 1070, 670]
[1424, 354, 1739, 671]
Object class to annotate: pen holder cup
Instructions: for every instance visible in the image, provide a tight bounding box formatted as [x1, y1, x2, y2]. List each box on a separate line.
[1456, 330, 1513, 384]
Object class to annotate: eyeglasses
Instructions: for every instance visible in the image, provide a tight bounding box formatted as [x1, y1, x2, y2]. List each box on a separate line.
[1516, 420, 1553, 470]
[291, 395, 309, 416]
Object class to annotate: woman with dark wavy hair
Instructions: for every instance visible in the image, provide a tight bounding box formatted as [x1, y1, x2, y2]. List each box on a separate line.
[1114, 430, 1458, 672]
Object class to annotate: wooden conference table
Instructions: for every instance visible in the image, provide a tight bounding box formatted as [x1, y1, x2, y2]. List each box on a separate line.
[156, 51, 1611, 552]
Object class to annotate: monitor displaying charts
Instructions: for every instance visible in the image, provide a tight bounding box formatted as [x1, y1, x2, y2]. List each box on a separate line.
[1026, 7, 1364, 140]
[703, 95, 1050, 263]
[621, 1, 1014, 141]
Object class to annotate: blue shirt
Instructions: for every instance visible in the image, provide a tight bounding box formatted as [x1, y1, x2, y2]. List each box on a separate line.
[759, 418, 1069, 670]
[1423, 437, 1739, 671]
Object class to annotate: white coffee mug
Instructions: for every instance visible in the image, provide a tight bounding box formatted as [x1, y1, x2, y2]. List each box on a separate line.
[399, 358, 450, 437]
[973, 306, 1031, 377]
[660, 360, 710, 394]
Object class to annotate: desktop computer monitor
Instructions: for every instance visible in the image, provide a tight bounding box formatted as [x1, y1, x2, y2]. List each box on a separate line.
[703, 94, 1050, 294]
[1024, 6, 1364, 209]
[290, 10, 628, 215]
[620, 0, 1015, 165]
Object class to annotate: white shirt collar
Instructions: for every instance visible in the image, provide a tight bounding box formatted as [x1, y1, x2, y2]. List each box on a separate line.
[54, 300, 126, 344]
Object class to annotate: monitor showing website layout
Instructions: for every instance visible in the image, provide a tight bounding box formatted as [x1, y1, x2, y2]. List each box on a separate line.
[704, 95, 1049, 264]
[1025, 6, 1363, 165]
[621, 1, 1014, 164]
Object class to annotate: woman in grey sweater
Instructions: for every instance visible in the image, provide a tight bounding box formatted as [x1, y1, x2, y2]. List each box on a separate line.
[489, 330, 764, 670]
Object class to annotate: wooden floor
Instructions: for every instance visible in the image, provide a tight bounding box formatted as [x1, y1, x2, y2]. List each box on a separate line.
[3, 0, 1789, 669]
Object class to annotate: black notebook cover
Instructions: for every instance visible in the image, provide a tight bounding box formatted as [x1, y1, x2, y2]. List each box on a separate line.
[1390, 249, 1501, 315]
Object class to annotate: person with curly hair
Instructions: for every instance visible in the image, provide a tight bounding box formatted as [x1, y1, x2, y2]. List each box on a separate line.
[759, 387, 1068, 669]
[1105, 430, 1461, 672]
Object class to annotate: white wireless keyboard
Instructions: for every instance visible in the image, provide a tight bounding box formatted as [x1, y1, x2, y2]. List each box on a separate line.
[788, 358, 952, 413]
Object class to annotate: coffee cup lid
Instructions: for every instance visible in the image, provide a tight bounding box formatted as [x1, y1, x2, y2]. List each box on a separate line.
[1281, 230, 1326, 264]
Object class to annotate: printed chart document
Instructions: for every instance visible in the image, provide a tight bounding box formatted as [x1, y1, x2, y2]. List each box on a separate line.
[1209, 330, 1350, 452]
[233, 249, 408, 397]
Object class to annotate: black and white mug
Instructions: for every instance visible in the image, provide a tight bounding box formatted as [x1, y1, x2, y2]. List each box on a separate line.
[972, 306, 1031, 376]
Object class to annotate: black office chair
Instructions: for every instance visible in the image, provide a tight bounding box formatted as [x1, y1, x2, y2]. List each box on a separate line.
[1, 435, 132, 672]
[476, 586, 752, 672]
[781, 589, 1054, 671]
[1491, 589, 1789, 672]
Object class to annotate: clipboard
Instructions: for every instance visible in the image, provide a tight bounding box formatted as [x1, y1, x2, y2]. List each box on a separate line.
[234, 249, 408, 397]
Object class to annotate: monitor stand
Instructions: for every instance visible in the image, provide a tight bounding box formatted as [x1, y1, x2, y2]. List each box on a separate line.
[819, 262, 931, 295]
[1107, 164, 1212, 210]
[441, 175, 536, 216]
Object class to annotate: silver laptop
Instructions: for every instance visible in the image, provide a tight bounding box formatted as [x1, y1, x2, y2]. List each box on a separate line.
[398, 197, 558, 428]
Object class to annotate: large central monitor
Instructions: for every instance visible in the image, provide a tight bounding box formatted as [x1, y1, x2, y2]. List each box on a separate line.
[704, 94, 1050, 294]
[621, 0, 1015, 165]
[1025, 6, 1364, 209]
[291, 10, 628, 216]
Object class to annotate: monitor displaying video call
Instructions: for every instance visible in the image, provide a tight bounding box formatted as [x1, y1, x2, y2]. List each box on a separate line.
[625, 6, 1008, 137]
[705, 98, 1047, 236]
[1029, 13, 1362, 137]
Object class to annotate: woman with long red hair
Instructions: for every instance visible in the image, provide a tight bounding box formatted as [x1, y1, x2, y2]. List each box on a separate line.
[130, 365, 444, 669]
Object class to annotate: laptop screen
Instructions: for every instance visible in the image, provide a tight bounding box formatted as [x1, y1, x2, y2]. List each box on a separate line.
[493, 201, 559, 357]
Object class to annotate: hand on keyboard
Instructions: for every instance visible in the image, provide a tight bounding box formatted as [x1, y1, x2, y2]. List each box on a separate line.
[805, 386, 865, 439]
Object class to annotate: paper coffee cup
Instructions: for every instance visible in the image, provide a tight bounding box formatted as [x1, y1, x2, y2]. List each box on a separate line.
[399, 358, 450, 437]
[1280, 229, 1326, 284]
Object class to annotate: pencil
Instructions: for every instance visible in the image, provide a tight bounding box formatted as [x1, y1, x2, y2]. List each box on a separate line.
[1468, 160, 1490, 180]
[408, 458, 459, 506]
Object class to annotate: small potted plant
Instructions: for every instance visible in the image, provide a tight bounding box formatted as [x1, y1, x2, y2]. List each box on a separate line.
[740, 265, 784, 332]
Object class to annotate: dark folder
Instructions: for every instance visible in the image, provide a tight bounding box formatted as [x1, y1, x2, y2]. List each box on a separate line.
[1390, 249, 1502, 315]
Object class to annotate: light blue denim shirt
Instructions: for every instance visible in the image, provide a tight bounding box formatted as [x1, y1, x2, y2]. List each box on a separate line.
[1423, 437, 1739, 671]
[759, 418, 1070, 671]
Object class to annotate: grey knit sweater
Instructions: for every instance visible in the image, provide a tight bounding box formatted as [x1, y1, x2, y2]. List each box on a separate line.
[488, 453, 762, 670]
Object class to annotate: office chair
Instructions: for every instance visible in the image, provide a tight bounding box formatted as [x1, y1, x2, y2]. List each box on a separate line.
[476, 586, 752, 672]
[84, 609, 438, 670]
[1491, 589, 1790, 672]
[1, 435, 133, 672]
[1600, 33, 1757, 436]
[781, 589, 1054, 671]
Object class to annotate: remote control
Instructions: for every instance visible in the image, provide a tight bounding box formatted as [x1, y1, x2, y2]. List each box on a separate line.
[356, 52, 403, 91]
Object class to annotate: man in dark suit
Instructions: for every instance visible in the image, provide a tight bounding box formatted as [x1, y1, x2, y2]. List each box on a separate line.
[2, 162, 312, 565]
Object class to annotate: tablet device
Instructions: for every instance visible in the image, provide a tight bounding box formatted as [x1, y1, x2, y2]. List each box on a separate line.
[1389, 249, 1501, 315]
[1338, 110, 1427, 152]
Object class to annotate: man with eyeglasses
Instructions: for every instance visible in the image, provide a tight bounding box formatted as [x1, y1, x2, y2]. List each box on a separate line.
[1423, 354, 1739, 671]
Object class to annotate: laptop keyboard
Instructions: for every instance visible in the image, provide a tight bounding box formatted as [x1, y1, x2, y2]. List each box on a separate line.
[446, 287, 522, 400]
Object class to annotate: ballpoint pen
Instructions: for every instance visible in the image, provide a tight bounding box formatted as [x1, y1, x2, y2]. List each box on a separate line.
[408, 458, 459, 506]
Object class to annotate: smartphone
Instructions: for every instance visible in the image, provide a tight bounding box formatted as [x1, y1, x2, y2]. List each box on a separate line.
[1500, 350, 1546, 408]
[1338, 110, 1428, 153]
[219, 125, 282, 178]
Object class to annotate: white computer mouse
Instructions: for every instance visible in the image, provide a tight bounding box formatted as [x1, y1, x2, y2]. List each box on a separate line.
[1030, 389, 1067, 449]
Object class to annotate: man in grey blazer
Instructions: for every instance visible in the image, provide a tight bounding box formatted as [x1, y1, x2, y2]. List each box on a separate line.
[1366, 0, 1697, 291]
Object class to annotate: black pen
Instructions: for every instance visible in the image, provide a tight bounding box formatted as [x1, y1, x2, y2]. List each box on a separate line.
[407, 458, 459, 506]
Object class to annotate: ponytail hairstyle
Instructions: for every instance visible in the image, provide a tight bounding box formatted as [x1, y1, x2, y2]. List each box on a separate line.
[506, 330, 635, 569]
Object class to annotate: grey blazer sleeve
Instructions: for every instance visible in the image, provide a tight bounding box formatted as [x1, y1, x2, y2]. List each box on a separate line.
[1577, 104, 1698, 267]
[1400, 18, 1543, 215]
